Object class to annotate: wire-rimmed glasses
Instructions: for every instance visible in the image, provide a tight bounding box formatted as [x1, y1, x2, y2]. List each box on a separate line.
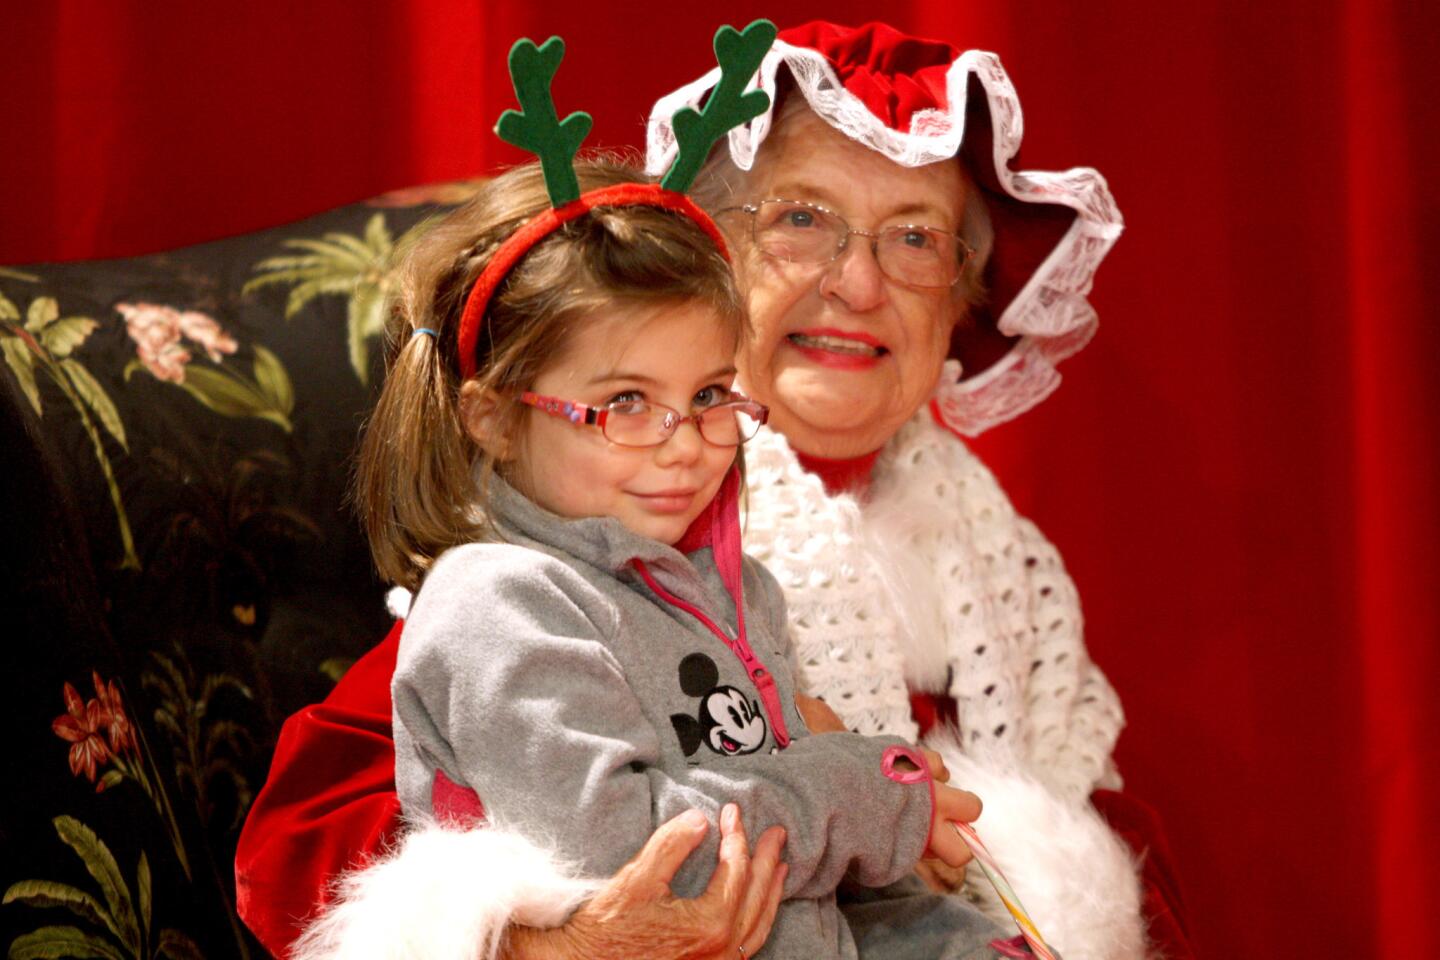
[519, 392, 769, 448]
[726, 198, 975, 289]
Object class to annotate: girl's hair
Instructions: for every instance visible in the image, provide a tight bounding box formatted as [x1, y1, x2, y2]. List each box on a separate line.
[356, 157, 745, 589]
[691, 76, 994, 312]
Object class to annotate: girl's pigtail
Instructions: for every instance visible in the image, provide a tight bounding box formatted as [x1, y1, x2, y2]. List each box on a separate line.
[355, 306, 480, 592]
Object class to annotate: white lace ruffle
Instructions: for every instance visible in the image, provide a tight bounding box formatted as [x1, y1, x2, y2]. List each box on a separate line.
[646, 41, 1124, 436]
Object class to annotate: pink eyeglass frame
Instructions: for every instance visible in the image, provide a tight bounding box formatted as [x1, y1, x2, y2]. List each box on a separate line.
[518, 391, 769, 448]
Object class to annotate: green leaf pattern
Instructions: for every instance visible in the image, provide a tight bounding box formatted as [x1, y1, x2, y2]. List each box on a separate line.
[244, 211, 435, 384]
[25, 295, 59, 332]
[3, 818, 207, 960]
[155, 931, 204, 960]
[250, 345, 293, 415]
[170, 362, 292, 433]
[62, 359, 128, 452]
[136, 853, 151, 945]
[53, 817, 140, 953]
[318, 656, 356, 683]
[0, 286, 138, 569]
[42, 316, 100, 358]
[3, 880, 112, 933]
[2, 334, 42, 416]
[9, 925, 128, 960]
[143, 652, 256, 832]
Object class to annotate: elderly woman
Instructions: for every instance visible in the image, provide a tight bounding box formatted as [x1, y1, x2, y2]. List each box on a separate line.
[238, 20, 1186, 960]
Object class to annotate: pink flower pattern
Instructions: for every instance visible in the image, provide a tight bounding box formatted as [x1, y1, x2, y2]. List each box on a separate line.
[52, 682, 112, 785]
[177, 308, 239, 361]
[118, 301, 237, 382]
[48, 671, 193, 875]
[92, 670, 134, 754]
[52, 672, 138, 792]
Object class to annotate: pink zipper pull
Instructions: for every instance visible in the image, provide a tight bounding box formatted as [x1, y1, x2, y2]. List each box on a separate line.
[750, 667, 790, 748]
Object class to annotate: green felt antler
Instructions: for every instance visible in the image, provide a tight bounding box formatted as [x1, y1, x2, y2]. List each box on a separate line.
[495, 37, 594, 207]
[661, 19, 777, 193]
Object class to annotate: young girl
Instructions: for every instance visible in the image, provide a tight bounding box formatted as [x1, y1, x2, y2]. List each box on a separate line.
[354, 158, 1009, 960]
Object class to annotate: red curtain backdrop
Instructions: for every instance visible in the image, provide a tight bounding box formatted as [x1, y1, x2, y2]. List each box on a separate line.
[4, 2, 1437, 955]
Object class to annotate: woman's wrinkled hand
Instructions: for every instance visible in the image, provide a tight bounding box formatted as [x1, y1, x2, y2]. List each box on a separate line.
[504, 803, 787, 960]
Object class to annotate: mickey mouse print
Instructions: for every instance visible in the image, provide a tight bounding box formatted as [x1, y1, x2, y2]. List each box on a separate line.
[669, 652, 769, 757]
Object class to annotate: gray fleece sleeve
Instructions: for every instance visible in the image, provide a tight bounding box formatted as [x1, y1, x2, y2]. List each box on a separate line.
[393, 544, 934, 902]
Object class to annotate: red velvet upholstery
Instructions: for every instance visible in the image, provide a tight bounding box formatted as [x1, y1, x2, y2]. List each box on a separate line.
[235, 623, 403, 959]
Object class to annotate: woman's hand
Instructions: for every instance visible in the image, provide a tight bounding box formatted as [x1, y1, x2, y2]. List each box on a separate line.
[795, 693, 848, 734]
[504, 804, 787, 960]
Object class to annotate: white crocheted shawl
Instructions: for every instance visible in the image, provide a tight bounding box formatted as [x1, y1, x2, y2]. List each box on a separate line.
[744, 412, 1148, 958]
[744, 411, 1125, 804]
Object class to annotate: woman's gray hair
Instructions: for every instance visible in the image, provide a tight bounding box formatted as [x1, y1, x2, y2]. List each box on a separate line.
[691, 87, 994, 313]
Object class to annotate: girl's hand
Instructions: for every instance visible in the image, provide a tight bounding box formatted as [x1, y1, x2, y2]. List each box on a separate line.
[923, 783, 983, 869]
[918, 747, 950, 783]
[915, 855, 969, 893]
[504, 804, 787, 960]
[795, 693, 847, 733]
[907, 749, 964, 891]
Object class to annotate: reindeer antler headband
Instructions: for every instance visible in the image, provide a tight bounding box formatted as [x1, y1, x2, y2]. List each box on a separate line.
[454, 20, 777, 382]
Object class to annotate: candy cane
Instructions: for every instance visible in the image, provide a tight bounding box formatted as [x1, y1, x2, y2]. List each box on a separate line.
[951, 820, 1059, 960]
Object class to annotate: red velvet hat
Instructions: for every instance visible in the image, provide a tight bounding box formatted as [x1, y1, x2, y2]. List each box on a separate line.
[647, 21, 1124, 436]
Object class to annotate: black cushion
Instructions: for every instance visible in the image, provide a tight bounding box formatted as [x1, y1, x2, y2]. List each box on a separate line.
[0, 188, 465, 957]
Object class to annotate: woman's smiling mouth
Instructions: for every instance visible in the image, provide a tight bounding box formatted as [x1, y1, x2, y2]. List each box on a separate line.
[786, 328, 888, 368]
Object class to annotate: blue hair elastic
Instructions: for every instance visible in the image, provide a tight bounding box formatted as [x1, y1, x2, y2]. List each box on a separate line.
[412, 327, 438, 340]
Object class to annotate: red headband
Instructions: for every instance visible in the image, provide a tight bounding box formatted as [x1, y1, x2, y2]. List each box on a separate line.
[454, 182, 730, 382]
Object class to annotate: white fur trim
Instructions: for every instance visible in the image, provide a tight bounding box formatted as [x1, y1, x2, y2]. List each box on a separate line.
[291, 822, 600, 960]
[646, 38, 1123, 435]
[928, 729, 1150, 960]
[386, 586, 412, 620]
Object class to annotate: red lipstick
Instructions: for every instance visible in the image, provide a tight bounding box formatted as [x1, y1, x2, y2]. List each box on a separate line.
[786, 328, 887, 370]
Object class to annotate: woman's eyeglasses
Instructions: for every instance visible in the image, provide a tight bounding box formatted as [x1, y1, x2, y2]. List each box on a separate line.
[519, 392, 769, 448]
[725, 199, 974, 289]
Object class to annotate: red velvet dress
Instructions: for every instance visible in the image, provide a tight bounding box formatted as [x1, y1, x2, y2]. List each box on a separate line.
[235, 456, 1198, 959]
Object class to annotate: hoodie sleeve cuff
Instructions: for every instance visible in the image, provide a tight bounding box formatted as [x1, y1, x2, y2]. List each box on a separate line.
[881, 744, 938, 853]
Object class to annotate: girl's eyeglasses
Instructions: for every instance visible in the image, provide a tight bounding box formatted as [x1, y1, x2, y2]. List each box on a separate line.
[519, 392, 769, 448]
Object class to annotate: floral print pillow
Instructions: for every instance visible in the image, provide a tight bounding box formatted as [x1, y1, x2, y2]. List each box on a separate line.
[0, 182, 475, 958]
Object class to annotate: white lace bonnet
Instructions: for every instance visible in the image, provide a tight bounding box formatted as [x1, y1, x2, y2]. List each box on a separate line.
[646, 20, 1125, 436]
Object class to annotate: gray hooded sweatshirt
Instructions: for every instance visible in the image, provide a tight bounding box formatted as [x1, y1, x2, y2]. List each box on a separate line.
[393, 474, 1005, 959]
